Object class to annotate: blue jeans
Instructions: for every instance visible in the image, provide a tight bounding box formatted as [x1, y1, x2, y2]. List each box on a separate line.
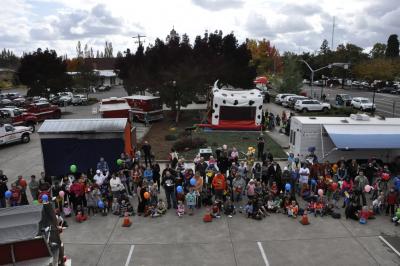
[165, 187, 177, 209]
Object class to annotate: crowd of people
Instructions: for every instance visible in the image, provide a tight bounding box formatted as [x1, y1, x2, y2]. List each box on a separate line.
[1, 139, 400, 227]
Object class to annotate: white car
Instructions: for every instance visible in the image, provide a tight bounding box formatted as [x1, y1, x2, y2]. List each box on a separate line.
[294, 99, 331, 112]
[71, 94, 88, 105]
[0, 124, 31, 145]
[351, 97, 376, 111]
[275, 94, 296, 105]
[282, 95, 299, 107]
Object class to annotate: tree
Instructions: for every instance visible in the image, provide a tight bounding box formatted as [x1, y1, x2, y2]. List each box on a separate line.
[247, 38, 283, 75]
[116, 51, 123, 58]
[96, 50, 100, 58]
[354, 58, 397, 82]
[75, 58, 99, 98]
[385, 34, 399, 58]
[0, 49, 19, 69]
[76, 41, 83, 58]
[84, 44, 89, 58]
[319, 39, 330, 55]
[18, 48, 71, 96]
[104, 41, 113, 58]
[278, 53, 302, 94]
[370, 43, 386, 59]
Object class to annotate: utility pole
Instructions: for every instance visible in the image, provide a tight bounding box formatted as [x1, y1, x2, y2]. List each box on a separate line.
[132, 34, 146, 47]
[331, 16, 335, 50]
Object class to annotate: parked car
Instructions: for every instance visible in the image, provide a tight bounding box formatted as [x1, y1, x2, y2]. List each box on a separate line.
[288, 96, 308, 109]
[0, 98, 13, 107]
[376, 87, 394, 93]
[313, 80, 323, 86]
[71, 94, 88, 105]
[282, 95, 299, 107]
[390, 88, 400, 94]
[335, 94, 352, 106]
[0, 107, 38, 132]
[275, 93, 296, 105]
[0, 123, 31, 145]
[294, 99, 331, 112]
[26, 102, 61, 121]
[97, 85, 111, 91]
[351, 97, 376, 111]
[194, 93, 207, 104]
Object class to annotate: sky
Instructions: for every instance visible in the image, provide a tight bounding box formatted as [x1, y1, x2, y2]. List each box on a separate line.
[0, 0, 398, 57]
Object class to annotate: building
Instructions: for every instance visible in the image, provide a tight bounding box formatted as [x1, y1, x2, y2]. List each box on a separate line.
[38, 118, 135, 176]
[289, 114, 400, 163]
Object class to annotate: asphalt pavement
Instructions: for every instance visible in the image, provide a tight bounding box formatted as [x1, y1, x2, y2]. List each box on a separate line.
[302, 85, 400, 117]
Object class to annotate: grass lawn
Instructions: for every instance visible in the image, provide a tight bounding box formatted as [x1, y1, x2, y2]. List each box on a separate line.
[179, 131, 287, 160]
[143, 110, 286, 161]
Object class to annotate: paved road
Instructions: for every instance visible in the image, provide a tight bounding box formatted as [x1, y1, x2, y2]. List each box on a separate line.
[302, 85, 400, 117]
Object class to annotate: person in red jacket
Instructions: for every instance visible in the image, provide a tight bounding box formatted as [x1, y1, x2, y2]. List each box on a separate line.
[69, 180, 85, 215]
[212, 171, 226, 201]
[386, 187, 398, 217]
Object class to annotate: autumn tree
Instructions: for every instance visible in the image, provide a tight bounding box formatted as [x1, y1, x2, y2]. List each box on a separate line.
[247, 39, 282, 75]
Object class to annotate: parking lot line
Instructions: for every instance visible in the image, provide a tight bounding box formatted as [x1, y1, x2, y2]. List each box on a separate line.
[379, 236, 400, 257]
[257, 242, 270, 266]
[125, 245, 135, 266]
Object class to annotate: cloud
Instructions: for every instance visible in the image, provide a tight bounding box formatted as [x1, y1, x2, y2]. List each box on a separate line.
[280, 3, 323, 15]
[192, 0, 243, 11]
[245, 12, 274, 38]
[30, 4, 143, 40]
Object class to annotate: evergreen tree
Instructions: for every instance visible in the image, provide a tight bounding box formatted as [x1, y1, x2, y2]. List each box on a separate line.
[385, 34, 399, 58]
[278, 53, 302, 94]
[76, 41, 83, 58]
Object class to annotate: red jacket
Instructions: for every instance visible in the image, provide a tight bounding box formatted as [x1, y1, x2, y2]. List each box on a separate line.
[212, 174, 226, 190]
[70, 183, 84, 197]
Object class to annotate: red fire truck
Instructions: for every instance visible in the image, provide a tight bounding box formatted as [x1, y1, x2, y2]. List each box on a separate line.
[123, 95, 163, 122]
[26, 102, 62, 122]
[0, 107, 38, 131]
[98, 97, 131, 119]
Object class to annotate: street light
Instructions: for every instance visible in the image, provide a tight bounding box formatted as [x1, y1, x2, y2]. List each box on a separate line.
[300, 60, 350, 99]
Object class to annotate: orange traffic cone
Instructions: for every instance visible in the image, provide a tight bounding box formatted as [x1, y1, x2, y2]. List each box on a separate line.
[300, 211, 310, 225]
[122, 212, 132, 227]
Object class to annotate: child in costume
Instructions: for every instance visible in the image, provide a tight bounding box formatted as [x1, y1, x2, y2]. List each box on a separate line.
[157, 199, 167, 215]
[177, 201, 185, 217]
[185, 187, 197, 215]
[287, 200, 299, 218]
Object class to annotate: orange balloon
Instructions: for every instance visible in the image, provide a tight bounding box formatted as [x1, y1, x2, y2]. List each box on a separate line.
[144, 192, 150, 199]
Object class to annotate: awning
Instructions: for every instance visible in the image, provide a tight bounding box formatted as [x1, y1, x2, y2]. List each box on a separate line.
[324, 124, 400, 149]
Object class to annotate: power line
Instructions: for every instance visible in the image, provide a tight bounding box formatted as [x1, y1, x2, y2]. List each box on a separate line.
[132, 34, 146, 47]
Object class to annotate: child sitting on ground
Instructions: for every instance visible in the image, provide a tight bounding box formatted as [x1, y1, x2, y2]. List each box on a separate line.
[63, 202, 72, 217]
[314, 200, 325, 217]
[287, 200, 299, 218]
[224, 197, 236, 217]
[282, 197, 291, 214]
[244, 200, 253, 218]
[177, 200, 185, 217]
[75, 205, 88, 223]
[269, 181, 278, 197]
[157, 199, 167, 215]
[267, 196, 276, 212]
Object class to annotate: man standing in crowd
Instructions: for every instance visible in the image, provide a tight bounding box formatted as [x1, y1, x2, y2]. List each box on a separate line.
[142, 141, 152, 166]
[161, 170, 177, 209]
[354, 170, 369, 206]
[97, 157, 109, 173]
[29, 175, 39, 200]
[257, 135, 265, 161]
[0, 170, 8, 208]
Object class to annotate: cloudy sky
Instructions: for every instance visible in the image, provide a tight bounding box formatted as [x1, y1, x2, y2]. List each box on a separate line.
[1, 0, 398, 57]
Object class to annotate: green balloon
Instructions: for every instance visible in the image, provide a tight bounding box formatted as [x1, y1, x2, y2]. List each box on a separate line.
[70, 164, 77, 173]
[117, 159, 123, 166]
[33, 200, 39, 205]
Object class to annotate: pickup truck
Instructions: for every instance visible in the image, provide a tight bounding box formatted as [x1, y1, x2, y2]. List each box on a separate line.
[0, 123, 32, 146]
[0, 108, 38, 132]
[26, 102, 62, 121]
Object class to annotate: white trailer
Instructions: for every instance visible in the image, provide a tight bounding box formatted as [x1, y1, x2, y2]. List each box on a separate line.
[289, 114, 400, 163]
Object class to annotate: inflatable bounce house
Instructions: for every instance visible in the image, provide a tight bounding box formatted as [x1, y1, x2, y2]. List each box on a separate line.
[198, 81, 264, 131]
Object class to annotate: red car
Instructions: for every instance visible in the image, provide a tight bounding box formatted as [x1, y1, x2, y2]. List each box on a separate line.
[26, 102, 61, 121]
[0, 107, 38, 132]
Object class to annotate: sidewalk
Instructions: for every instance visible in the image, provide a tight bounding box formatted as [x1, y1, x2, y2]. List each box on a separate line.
[263, 102, 290, 151]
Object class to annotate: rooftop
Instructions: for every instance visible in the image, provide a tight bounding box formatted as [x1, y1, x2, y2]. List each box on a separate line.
[38, 118, 127, 133]
[293, 115, 400, 125]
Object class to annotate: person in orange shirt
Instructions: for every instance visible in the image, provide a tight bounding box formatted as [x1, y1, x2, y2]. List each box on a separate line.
[212, 171, 226, 201]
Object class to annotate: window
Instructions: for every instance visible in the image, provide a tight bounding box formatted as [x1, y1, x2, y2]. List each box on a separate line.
[289, 130, 293, 143]
[5, 125, 13, 132]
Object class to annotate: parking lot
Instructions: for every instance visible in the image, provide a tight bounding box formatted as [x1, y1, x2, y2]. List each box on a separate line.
[1, 86, 400, 265]
[302, 85, 400, 117]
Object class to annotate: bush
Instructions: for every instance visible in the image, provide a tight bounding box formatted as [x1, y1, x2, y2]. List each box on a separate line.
[173, 137, 207, 152]
[165, 134, 178, 141]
